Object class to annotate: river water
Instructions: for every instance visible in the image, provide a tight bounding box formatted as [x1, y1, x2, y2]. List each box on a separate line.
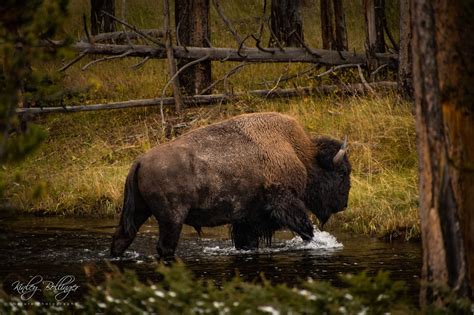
[0, 216, 421, 302]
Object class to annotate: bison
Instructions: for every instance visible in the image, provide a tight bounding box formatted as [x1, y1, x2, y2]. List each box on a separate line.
[111, 112, 351, 258]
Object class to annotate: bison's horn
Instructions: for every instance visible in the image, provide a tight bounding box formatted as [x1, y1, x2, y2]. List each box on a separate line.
[332, 136, 348, 166]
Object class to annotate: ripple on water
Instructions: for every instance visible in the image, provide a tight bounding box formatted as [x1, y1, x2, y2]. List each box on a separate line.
[203, 227, 343, 256]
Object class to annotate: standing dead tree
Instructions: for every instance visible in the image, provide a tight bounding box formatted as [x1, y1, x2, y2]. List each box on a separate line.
[364, 0, 386, 74]
[364, 0, 385, 53]
[320, 0, 335, 49]
[412, 0, 474, 306]
[91, 0, 115, 35]
[333, 0, 348, 51]
[397, 0, 413, 98]
[269, 0, 304, 47]
[320, 0, 348, 51]
[48, 2, 398, 116]
[175, 0, 212, 95]
[163, 0, 183, 111]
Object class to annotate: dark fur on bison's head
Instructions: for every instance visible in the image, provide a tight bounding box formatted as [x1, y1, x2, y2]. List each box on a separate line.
[305, 136, 351, 226]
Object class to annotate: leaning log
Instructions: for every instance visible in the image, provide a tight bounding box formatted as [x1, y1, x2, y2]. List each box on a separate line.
[16, 81, 396, 115]
[62, 42, 397, 66]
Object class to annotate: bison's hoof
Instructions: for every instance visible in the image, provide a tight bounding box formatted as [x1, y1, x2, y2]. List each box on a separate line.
[157, 247, 176, 260]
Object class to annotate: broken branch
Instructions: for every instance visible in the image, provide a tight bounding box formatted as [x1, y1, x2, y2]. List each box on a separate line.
[100, 10, 165, 47]
[81, 50, 133, 70]
[212, 0, 244, 48]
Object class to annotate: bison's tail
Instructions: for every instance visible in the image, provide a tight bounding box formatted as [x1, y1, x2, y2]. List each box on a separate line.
[122, 161, 142, 235]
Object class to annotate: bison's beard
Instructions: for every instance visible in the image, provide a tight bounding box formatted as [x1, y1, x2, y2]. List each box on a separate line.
[314, 211, 331, 229]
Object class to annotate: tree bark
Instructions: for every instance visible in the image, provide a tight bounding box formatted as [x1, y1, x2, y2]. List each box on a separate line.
[333, 0, 348, 51]
[269, 0, 304, 47]
[320, 0, 335, 50]
[90, 0, 115, 35]
[175, 0, 212, 95]
[364, 0, 385, 54]
[412, 0, 474, 306]
[398, 0, 413, 98]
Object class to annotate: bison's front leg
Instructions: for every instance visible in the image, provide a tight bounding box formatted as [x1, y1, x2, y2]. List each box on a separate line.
[231, 222, 259, 250]
[269, 194, 314, 241]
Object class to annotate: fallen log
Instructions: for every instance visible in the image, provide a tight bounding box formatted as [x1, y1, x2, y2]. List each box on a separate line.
[17, 81, 396, 115]
[63, 42, 397, 67]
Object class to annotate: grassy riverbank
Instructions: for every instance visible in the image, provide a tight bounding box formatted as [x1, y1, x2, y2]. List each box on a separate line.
[1, 92, 419, 239]
[0, 0, 419, 240]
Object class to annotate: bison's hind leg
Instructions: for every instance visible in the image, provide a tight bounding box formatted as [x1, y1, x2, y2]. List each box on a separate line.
[111, 206, 151, 257]
[154, 206, 189, 258]
[231, 222, 259, 250]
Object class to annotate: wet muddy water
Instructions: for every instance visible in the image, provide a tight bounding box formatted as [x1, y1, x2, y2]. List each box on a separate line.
[0, 216, 421, 302]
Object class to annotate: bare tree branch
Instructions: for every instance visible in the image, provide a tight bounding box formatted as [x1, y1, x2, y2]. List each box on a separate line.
[312, 63, 360, 78]
[259, 64, 319, 86]
[370, 63, 389, 80]
[251, 35, 274, 54]
[199, 61, 249, 95]
[131, 56, 150, 70]
[357, 64, 375, 93]
[58, 52, 87, 72]
[383, 20, 399, 51]
[81, 50, 133, 70]
[212, 0, 244, 48]
[100, 10, 165, 47]
[83, 14, 92, 43]
[293, 32, 322, 58]
[265, 18, 285, 52]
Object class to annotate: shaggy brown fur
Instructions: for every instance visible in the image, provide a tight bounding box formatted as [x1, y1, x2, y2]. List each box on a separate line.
[111, 112, 351, 257]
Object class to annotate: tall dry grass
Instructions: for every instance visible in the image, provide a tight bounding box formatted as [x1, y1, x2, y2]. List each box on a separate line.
[1, 1, 418, 239]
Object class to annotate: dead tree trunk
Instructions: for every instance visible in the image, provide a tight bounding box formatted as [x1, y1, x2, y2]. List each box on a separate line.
[364, 0, 386, 72]
[320, 0, 335, 50]
[175, 0, 212, 95]
[398, 0, 413, 98]
[364, 0, 385, 53]
[163, 0, 183, 111]
[333, 0, 348, 51]
[412, 0, 474, 306]
[90, 0, 115, 35]
[269, 0, 304, 47]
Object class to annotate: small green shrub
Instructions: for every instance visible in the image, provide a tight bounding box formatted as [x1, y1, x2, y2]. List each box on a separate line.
[0, 262, 416, 314]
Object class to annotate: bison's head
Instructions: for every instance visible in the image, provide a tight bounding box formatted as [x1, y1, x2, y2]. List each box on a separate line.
[306, 136, 351, 227]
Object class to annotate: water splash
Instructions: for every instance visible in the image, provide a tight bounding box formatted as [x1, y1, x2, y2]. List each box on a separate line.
[203, 227, 343, 256]
[109, 250, 141, 261]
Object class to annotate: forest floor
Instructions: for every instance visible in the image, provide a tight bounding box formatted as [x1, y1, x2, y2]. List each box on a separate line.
[0, 0, 419, 240]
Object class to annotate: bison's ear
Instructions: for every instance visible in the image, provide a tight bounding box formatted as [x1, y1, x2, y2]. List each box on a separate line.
[314, 136, 348, 170]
